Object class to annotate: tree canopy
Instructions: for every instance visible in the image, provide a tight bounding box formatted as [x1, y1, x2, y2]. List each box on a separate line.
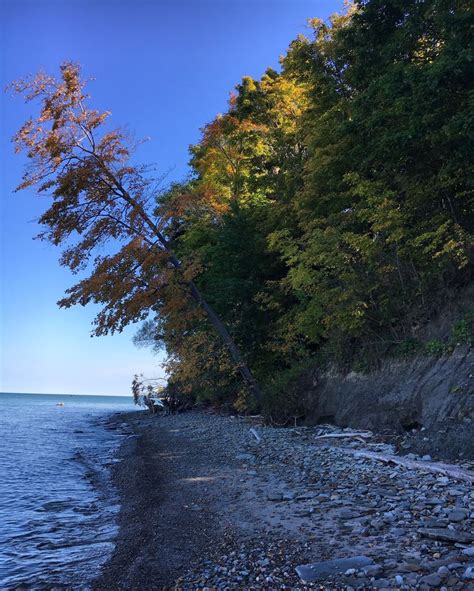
[13, 0, 473, 417]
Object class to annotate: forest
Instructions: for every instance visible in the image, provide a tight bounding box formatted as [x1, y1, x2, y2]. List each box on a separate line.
[13, 0, 473, 419]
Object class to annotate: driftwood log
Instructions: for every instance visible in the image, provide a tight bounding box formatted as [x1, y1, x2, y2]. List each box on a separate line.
[314, 432, 372, 440]
[348, 449, 474, 484]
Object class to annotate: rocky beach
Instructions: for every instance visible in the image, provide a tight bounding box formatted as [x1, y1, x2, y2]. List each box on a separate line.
[93, 411, 474, 590]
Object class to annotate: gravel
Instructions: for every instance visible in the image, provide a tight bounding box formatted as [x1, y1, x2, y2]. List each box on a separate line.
[93, 411, 474, 590]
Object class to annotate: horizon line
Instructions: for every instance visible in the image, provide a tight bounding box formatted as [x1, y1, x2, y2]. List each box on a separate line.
[0, 391, 132, 398]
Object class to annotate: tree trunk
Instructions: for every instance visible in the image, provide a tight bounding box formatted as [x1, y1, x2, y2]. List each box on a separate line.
[188, 281, 263, 403]
[160, 243, 263, 403]
[113, 179, 264, 404]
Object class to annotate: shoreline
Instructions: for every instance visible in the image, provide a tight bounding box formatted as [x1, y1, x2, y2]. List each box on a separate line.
[93, 411, 226, 590]
[94, 411, 474, 590]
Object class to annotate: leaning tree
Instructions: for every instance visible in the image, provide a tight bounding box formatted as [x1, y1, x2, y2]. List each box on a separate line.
[11, 63, 262, 402]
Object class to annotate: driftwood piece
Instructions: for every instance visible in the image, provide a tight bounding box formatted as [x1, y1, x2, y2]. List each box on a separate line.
[295, 556, 374, 583]
[418, 527, 474, 544]
[249, 427, 261, 443]
[315, 432, 372, 440]
[349, 449, 474, 484]
[244, 415, 265, 426]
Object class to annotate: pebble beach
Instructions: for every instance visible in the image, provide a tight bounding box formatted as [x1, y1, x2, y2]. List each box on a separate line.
[94, 411, 474, 590]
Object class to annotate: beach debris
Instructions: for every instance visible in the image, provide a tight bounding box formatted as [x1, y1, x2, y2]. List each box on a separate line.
[122, 411, 474, 590]
[314, 431, 372, 441]
[348, 449, 474, 484]
[295, 556, 374, 583]
[249, 427, 261, 443]
[417, 527, 474, 544]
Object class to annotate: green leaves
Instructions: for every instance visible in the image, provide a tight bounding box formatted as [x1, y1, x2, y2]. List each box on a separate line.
[151, 0, 473, 409]
[17, 2, 472, 413]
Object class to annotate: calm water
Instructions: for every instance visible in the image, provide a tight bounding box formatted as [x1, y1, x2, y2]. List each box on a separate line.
[0, 393, 135, 590]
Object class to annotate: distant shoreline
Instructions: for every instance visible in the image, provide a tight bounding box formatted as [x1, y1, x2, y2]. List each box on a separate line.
[0, 391, 132, 398]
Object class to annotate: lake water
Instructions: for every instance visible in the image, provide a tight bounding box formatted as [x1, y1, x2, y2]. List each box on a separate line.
[0, 392, 135, 590]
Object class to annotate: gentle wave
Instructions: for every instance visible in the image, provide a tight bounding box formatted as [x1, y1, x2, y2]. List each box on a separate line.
[0, 393, 134, 590]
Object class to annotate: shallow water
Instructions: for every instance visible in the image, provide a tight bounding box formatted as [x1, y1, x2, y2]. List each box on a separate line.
[0, 392, 134, 590]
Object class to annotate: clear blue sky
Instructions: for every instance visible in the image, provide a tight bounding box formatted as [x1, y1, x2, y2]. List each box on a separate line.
[0, 0, 342, 396]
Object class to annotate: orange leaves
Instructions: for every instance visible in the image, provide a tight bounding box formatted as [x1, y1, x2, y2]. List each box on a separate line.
[181, 256, 205, 282]
[13, 62, 264, 402]
[11, 62, 176, 337]
[11, 62, 114, 191]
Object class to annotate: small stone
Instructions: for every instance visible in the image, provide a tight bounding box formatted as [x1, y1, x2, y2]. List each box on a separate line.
[422, 455, 432, 461]
[267, 492, 283, 501]
[448, 562, 463, 570]
[420, 573, 442, 586]
[384, 559, 398, 570]
[463, 548, 474, 557]
[339, 508, 358, 519]
[448, 510, 467, 522]
[363, 564, 383, 576]
[399, 562, 422, 573]
[236, 453, 254, 461]
[464, 566, 474, 580]
[437, 566, 449, 577]
[317, 493, 331, 501]
[395, 574, 404, 585]
[391, 527, 406, 536]
[383, 510, 396, 523]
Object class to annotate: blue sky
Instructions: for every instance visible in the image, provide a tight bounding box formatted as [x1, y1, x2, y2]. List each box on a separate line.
[0, 0, 342, 396]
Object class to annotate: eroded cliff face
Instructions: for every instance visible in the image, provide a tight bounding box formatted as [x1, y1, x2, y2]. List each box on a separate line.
[302, 347, 473, 459]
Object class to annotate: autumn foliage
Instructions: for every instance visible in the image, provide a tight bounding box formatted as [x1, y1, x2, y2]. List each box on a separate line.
[13, 0, 473, 418]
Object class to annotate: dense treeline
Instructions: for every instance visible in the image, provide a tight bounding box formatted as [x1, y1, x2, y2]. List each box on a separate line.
[12, 0, 473, 418]
[136, 0, 473, 413]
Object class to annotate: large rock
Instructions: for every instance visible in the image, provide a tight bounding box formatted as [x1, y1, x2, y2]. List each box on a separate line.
[295, 556, 374, 583]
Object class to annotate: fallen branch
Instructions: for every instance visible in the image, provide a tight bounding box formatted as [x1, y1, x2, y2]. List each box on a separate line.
[243, 414, 265, 427]
[249, 427, 261, 443]
[348, 449, 474, 484]
[315, 432, 372, 440]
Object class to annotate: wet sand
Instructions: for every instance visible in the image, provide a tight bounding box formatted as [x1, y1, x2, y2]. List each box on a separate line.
[93, 411, 224, 590]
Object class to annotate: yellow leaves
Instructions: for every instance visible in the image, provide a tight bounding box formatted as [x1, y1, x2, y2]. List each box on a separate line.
[415, 222, 471, 270]
[190, 72, 308, 214]
[181, 256, 205, 282]
[412, 34, 445, 65]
